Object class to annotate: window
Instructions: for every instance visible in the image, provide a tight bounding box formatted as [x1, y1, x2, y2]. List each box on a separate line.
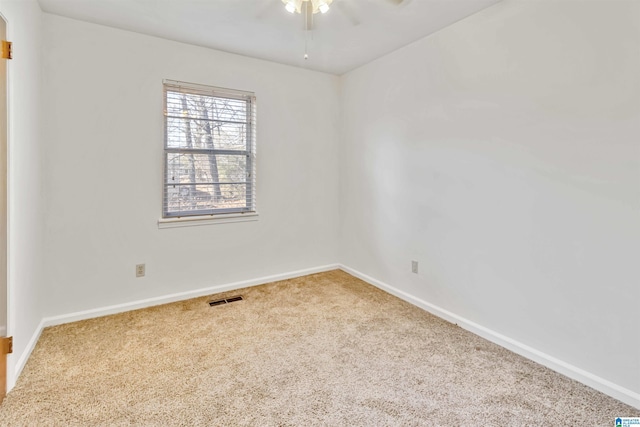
[163, 80, 256, 219]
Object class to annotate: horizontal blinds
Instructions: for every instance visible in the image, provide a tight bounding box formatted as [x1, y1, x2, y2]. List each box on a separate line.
[163, 79, 255, 101]
[163, 80, 256, 218]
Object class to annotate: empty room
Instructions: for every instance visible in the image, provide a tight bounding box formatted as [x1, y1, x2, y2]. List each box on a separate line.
[0, 0, 638, 425]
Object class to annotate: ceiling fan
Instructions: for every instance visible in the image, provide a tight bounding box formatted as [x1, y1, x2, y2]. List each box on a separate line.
[257, 0, 409, 60]
[282, 0, 333, 15]
[279, 0, 409, 31]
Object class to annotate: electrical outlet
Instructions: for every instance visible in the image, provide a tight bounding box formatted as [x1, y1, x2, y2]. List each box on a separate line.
[411, 260, 418, 274]
[136, 264, 145, 278]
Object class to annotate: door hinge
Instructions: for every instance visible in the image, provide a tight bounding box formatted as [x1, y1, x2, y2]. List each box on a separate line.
[1, 40, 12, 60]
[1, 337, 12, 354]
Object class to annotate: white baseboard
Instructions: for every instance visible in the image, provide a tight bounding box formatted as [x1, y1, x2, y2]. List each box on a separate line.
[41, 264, 339, 328]
[10, 318, 46, 391]
[9, 264, 338, 392]
[339, 264, 640, 410]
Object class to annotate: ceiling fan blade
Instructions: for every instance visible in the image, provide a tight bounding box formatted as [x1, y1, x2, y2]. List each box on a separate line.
[335, 1, 360, 26]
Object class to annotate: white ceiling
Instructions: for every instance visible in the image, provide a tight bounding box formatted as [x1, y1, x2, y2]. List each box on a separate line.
[38, 0, 502, 75]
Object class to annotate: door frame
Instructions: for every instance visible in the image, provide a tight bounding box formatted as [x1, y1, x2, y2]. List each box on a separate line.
[0, 10, 10, 402]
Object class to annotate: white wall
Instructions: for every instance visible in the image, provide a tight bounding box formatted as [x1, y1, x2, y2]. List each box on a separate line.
[0, 0, 46, 389]
[42, 15, 340, 317]
[340, 0, 639, 403]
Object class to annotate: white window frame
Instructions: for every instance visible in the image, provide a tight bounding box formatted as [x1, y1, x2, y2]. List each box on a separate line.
[159, 80, 257, 227]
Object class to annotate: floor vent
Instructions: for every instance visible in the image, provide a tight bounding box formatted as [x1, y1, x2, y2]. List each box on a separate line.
[208, 295, 244, 307]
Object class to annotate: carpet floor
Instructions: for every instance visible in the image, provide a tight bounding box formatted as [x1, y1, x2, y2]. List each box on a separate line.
[0, 270, 637, 426]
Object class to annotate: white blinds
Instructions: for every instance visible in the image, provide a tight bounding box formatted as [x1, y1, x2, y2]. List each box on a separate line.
[163, 80, 256, 218]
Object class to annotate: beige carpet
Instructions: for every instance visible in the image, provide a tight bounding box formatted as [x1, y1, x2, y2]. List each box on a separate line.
[0, 270, 637, 426]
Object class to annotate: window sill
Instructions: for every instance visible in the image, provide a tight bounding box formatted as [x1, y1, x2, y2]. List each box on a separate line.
[158, 212, 259, 229]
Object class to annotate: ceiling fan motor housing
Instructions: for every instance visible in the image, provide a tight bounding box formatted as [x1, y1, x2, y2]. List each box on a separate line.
[282, 0, 333, 14]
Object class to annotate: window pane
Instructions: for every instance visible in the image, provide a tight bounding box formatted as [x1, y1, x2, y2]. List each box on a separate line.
[166, 153, 247, 185]
[164, 183, 248, 215]
[166, 91, 247, 122]
[166, 117, 247, 151]
[163, 82, 255, 218]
